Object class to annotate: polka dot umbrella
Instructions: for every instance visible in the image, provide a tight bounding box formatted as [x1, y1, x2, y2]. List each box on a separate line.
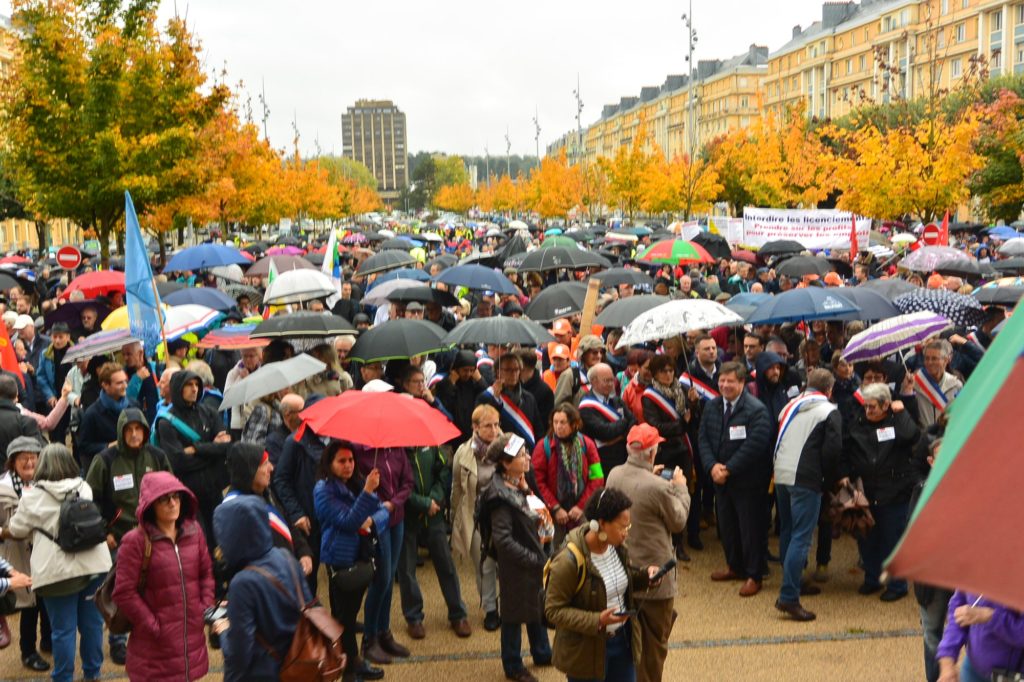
[893, 287, 985, 328]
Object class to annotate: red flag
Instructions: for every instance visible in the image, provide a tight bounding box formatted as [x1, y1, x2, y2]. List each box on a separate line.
[0, 323, 24, 388]
[939, 210, 950, 246]
[849, 215, 859, 264]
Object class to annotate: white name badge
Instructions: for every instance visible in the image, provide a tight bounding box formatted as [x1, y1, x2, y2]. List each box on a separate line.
[112, 473, 134, 492]
[787, 385, 800, 398]
[876, 427, 896, 442]
[729, 425, 747, 441]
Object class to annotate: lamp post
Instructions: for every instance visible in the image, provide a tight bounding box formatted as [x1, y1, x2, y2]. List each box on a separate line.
[533, 107, 541, 169]
[682, 2, 699, 159]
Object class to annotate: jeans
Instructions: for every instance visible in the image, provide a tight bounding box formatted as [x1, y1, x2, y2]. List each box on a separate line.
[500, 621, 550, 676]
[42, 576, 105, 682]
[567, 622, 635, 682]
[960, 656, 989, 682]
[776, 484, 822, 604]
[364, 520, 403, 638]
[919, 588, 953, 682]
[856, 501, 910, 594]
[470, 528, 498, 613]
[398, 520, 467, 623]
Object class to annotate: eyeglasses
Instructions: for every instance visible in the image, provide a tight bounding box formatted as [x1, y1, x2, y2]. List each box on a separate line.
[863, 402, 885, 412]
[156, 492, 181, 505]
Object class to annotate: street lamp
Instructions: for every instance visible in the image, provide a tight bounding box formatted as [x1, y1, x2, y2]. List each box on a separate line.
[682, 4, 699, 158]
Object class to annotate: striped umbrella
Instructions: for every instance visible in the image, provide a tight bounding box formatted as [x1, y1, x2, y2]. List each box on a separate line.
[196, 324, 269, 350]
[637, 239, 715, 266]
[841, 312, 953, 363]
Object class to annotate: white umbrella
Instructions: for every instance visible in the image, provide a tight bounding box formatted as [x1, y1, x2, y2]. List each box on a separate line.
[617, 299, 744, 348]
[210, 264, 244, 282]
[508, 219, 529, 231]
[362, 279, 428, 307]
[891, 234, 917, 246]
[219, 353, 327, 411]
[998, 238, 1024, 257]
[163, 305, 222, 341]
[418, 232, 443, 243]
[264, 269, 337, 305]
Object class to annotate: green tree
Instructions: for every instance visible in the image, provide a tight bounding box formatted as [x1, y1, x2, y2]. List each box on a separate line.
[317, 155, 377, 189]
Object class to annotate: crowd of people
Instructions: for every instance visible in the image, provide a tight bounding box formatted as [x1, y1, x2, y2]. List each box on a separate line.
[0, 220, 1019, 682]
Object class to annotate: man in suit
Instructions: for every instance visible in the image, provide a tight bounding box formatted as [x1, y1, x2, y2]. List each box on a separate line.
[698, 361, 772, 597]
[578, 363, 634, 474]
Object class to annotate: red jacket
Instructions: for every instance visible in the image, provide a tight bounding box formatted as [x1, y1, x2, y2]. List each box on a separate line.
[622, 376, 647, 424]
[113, 471, 215, 682]
[531, 432, 604, 515]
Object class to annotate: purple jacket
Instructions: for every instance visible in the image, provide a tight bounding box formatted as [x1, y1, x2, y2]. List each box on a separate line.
[352, 445, 413, 528]
[936, 591, 1024, 677]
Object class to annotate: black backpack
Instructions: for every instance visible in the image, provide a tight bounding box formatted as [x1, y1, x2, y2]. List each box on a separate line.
[36, 484, 107, 553]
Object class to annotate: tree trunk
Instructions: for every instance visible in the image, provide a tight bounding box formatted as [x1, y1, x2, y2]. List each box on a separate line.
[34, 220, 49, 254]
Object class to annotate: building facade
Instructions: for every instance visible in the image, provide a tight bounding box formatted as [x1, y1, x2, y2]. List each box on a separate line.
[0, 14, 12, 80]
[341, 99, 409, 202]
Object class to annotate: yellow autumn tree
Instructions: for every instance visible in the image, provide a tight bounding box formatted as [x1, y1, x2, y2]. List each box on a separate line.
[641, 150, 723, 219]
[597, 122, 654, 220]
[433, 183, 476, 214]
[527, 151, 582, 219]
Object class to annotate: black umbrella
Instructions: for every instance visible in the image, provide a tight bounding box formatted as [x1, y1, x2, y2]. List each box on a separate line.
[360, 230, 386, 242]
[992, 258, 1024, 275]
[348, 319, 448, 363]
[589, 267, 654, 289]
[934, 257, 994, 280]
[355, 249, 417, 277]
[594, 295, 670, 328]
[251, 312, 357, 339]
[833, 288, 902, 321]
[44, 299, 112, 328]
[303, 252, 325, 266]
[427, 254, 458, 271]
[516, 247, 611, 272]
[442, 317, 555, 347]
[379, 238, 415, 251]
[386, 285, 460, 308]
[524, 282, 588, 322]
[691, 232, 732, 260]
[759, 240, 806, 258]
[775, 255, 834, 278]
[858, 278, 918, 297]
[223, 284, 263, 304]
[973, 286, 1024, 306]
[893, 288, 985, 327]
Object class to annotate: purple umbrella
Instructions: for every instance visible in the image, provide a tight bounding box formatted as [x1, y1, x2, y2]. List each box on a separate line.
[266, 245, 305, 256]
[841, 311, 953, 363]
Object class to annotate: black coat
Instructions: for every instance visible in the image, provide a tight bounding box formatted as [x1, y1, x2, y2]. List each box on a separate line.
[522, 371, 554, 434]
[77, 395, 140, 464]
[579, 391, 634, 472]
[697, 391, 772, 491]
[642, 386, 690, 471]
[840, 408, 923, 506]
[0, 400, 41, 469]
[475, 384, 544, 447]
[435, 377, 487, 442]
[273, 427, 327, 528]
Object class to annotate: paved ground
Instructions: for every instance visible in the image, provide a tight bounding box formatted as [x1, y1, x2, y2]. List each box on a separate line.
[0, 531, 925, 681]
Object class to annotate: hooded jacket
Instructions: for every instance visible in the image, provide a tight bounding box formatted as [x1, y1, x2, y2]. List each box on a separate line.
[215, 495, 312, 682]
[85, 407, 171, 543]
[750, 351, 802, 431]
[112, 472, 214, 682]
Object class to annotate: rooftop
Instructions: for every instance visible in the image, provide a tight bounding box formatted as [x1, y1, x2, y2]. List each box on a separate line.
[769, 0, 913, 58]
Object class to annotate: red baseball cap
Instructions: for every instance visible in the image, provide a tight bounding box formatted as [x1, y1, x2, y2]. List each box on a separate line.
[627, 423, 665, 450]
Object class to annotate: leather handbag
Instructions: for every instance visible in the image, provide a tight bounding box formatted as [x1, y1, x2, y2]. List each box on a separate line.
[95, 534, 152, 634]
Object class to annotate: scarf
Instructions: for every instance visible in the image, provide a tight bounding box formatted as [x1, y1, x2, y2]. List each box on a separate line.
[472, 434, 489, 462]
[653, 377, 687, 413]
[553, 434, 586, 509]
[10, 471, 23, 498]
[99, 390, 129, 414]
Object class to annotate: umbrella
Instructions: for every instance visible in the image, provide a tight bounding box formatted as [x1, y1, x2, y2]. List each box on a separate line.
[893, 288, 985, 327]
[427, 254, 458, 271]
[858, 278, 919, 297]
[997, 238, 1024, 257]
[44, 299, 112, 328]
[418, 232, 444, 243]
[973, 286, 1024, 305]
[251, 312, 356, 339]
[539, 236, 579, 249]
[594, 295, 670, 328]
[890, 233, 917, 246]
[60, 270, 125, 301]
[637, 239, 714, 266]
[156, 281, 186, 297]
[992, 257, 1024, 275]
[210, 264, 245, 282]
[832, 288, 902, 321]
[775, 255, 834, 279]
[102, 303, 168, 332]
[524, 282, 588, 323]
[691, 232, 732, 260]
[589, 267, 654, 289]
[508, 220, 529, 231]
[516, 247, 610, 272]
[730, 249, 758, 265]
[432, 264, 517, 295]
[934, 257, 992, 279]
[758, 240, 806, 258]
[195, 324, 269, 350]
[299, 390, 461, 448]
[163, 244, 250, 273]
[61, 329, 142, 364]
[986, 225, 1019, 241]
[442, 317, 555, 347]
[363, 280, 428, 307]
[885, 307, 1024, 611]
[368, 268, 432, 289]
[724, 292, 772, 321]
[355, 249, 416, 277]
[164, 287, 237, 312]
[160, 305, 223, 341]
[222, 284, 262, 304]
[263, 270, 338, 305]
[342, 232, 368, 245]
[266, 245, 305, 256]
[219, 354, 327, 411]
[747, 288, 860, 325]
[379, 238, 415, 251]
[246, 255, 317, 277]
[303, 253, 325, 266]
[841, 312, 953, 363]
[900, 246, 969, 273]
[348, 319, 448, 363]
[617, 299, 744, 348]
[386, 286, 460, 308]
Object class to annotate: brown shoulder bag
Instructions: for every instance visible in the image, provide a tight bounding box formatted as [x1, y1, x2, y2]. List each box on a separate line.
[95, 534, 152, 634]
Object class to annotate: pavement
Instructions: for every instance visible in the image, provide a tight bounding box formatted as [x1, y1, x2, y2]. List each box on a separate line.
[0, 530, 925, 681]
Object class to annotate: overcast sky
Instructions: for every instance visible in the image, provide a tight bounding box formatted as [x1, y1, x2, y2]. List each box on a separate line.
[3, 0, 827, 157]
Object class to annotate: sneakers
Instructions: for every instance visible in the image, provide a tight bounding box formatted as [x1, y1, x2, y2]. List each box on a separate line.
[484, 610, 501, 631]
[814, 564, 830, 583]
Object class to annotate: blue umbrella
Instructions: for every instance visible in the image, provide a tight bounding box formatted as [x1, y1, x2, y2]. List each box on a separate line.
[164, 287, 237, 312]
[747, 287, 860, 324]
[833, 288, 901, 321]
[728, 292, 772, 308]
[366, 268, 431, 290]
[432, 264, 517, 294]
[987, 225, 1018, 241]
[163, 244, 251, 273]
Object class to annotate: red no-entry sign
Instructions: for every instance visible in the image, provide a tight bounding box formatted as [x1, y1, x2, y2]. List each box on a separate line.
[56, 245, 82, 270]
[922, 224, 940, 246]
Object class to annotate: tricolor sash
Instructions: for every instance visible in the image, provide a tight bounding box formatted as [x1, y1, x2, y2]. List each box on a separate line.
[486, 387, 535, 447]
[579, 395, 623, 448]
[643, 386, 681, 421]
[428, 372, 446, 389]
[914, 370, 949, 412]
[678, 372, 720, 401]
[774, 391, 830, 454]
[223, 489, 293, 547]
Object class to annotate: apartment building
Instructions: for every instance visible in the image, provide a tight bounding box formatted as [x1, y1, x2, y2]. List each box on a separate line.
[341, 99, 409, 202]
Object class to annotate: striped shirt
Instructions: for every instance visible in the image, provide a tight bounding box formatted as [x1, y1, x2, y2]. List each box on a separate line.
[590, 546, 629, 634]
[0, 557, 13, 596]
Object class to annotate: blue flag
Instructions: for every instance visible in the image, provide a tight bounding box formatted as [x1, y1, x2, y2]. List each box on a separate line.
[124, 191, 164, 355]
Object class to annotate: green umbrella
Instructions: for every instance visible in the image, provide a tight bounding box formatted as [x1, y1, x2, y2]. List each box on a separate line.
[540, 235, 579, 249]
[637, 239, 714, 265]
[886, 307, 1024, 610]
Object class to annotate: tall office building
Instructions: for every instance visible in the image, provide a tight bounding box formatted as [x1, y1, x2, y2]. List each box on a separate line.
[341, 99, 409, 202]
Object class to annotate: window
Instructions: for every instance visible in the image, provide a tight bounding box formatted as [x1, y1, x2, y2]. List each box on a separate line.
[1018, 44, 1024, 63]
[993, 49, 1003, 69]
[956, 23, 966, 42]
[859, 54, 867, 71]
[938, 29, 946, 48]
[740, 96, 749, 108]
[883, 16, 893, 32]
[1018, 5, 1024, 24]
[993, 11, 1003, 31]
[900, 9, 909, 27]
[942, 0, 949, 14]
[952, 57, 963, 77]
[847, 58, 853, 74]
[739, 76, 748, 87]
[962, 0, 969, 8]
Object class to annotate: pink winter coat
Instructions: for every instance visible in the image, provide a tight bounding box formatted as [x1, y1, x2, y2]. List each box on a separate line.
[112, 471, 215, 682]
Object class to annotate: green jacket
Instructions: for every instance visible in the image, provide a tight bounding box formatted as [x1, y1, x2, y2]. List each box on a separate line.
[405, 446, 451, 528]
[544, 525, 646, 679]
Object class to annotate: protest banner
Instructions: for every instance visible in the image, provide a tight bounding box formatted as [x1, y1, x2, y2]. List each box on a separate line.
[741, 208, 871, 250]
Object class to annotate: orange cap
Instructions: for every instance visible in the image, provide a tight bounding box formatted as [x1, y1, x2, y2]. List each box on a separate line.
[927, 273, 945, 289]
[551, 319, 572, 336]
[823, 272, 843, 287]
[550, 344, 571, 360]
[627, 423, 666, 449]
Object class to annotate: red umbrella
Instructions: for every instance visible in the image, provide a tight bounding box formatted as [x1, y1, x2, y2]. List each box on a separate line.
[731, 249, 758, 265]
[0, 255, 31, 265]
[300, 391, 460, 448]
[60, 270, 125, 301]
